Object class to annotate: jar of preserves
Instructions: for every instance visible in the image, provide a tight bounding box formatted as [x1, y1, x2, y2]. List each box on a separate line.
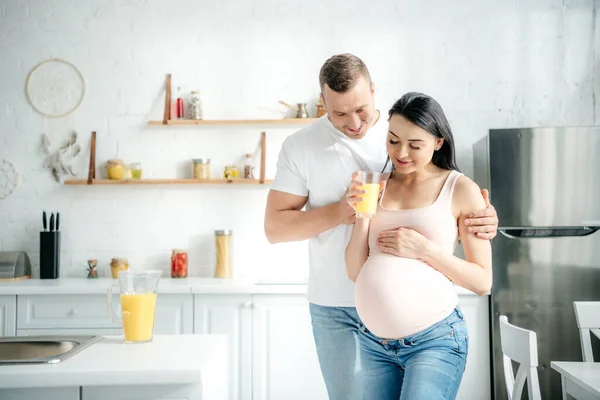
[215, 230, 232, 279]
[106, 159, 124, 180]
[192, 158, 210, 179]
[171, 249, 188, 278]
[223, 165, 239, 179]
[110, 258, 129, 279]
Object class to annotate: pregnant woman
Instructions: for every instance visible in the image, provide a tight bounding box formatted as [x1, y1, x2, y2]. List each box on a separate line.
[345, 92, 492, 399]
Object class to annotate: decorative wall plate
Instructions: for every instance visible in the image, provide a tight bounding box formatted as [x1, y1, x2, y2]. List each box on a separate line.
[26, 58, 85, 118]
[0, 159, 20, 199]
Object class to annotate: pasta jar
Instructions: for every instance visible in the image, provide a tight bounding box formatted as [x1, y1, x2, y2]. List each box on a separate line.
[192, 158, 210, 179]
[171, 249, 188, 278]
[215, 230, 232, 279]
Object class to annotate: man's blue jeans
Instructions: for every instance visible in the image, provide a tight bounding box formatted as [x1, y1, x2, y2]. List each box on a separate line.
[309, 303, 364, 400]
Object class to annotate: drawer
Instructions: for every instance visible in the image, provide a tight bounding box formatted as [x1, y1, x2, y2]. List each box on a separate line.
[17, 294, 194, 332]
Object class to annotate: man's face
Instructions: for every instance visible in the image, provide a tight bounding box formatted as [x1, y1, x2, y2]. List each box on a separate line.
[321, 76, 376, 140]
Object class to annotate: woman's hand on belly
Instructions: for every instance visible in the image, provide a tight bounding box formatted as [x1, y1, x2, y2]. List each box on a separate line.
[377, 227, 437, 260]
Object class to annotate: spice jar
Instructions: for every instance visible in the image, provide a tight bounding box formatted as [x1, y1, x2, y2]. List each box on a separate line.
[192, 158, 210, 180]
[189, 91, 203, 120]
[110, 258, 129, 279]
[106, 159, 125, 180]
[215, 230, 232, 279]
[243, 153, 254, 179]
[171, 249, 188, 278]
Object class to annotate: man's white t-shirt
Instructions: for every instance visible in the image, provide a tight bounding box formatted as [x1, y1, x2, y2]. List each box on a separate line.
[271, 112, 389, 307]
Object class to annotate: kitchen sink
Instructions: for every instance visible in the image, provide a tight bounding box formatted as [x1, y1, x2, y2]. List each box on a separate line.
[0, 335, 103, 365]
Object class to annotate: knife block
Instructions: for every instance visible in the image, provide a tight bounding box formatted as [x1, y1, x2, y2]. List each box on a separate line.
[40, 231, 60, 279]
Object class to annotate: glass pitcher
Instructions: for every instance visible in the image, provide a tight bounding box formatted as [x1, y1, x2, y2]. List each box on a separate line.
[106, 269, 162, 343]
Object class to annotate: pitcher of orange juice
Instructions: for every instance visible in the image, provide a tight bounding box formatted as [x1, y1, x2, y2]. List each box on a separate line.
[106, 269, 162, 343]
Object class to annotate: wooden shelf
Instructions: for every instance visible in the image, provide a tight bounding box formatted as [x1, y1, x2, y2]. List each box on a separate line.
[147, 118, 317, 126]
[64, 179, 273, 185]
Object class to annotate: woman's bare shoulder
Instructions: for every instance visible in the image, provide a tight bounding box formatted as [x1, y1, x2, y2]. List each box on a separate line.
[453, 174, 486, 213]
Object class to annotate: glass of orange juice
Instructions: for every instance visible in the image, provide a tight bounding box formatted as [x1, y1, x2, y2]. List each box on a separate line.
[355, 171, 381, 219]
[106, 269, 162, 343]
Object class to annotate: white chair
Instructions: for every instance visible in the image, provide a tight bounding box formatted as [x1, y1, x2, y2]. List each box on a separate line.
[573, 301, 600, 362]
[499, 315, 542, 400]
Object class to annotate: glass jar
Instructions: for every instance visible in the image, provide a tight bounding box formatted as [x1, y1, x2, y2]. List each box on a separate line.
[215, 230, 232, 279]
[223, 165, 239, 179]
[110, 258, 129, 279]
[129, 162, 143, 179]
[192, 158, 210, 179]
[171, 249, 188, 278]
[243, 153, 254, 179]
[189, 91, 203, 120]
[106, 159, 124, 180]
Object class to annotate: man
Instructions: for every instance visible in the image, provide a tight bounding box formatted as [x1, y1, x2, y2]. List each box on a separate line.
[264, 53, 498, 399]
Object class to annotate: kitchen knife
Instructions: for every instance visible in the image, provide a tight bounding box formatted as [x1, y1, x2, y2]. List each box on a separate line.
[43, 211, 47, 231]
[56, 212, 60, 231]
[49, 213, 54, 232]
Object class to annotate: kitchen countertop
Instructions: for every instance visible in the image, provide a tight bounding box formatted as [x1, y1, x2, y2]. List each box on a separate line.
[0, 277, 481, 296]
[0, 334, 228, 396]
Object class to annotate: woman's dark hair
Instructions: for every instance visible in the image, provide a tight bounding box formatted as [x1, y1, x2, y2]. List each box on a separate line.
[382, 92, 459, 172]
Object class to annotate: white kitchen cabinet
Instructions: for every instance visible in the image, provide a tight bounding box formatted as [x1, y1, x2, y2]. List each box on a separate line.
[194, 294, 252, 400]
[251, 294, 328, 400]
[0, 387, 79, 400]
[0, 295, 16, 336]
[17, 294, 193, 334]
[457, 295, 491, 400]
[17, 328, 122, 336]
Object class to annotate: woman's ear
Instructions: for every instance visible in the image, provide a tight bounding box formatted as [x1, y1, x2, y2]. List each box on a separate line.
[435, 138, 444, 151]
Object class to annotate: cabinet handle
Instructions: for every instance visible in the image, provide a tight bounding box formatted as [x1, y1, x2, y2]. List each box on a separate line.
[242, 301, 252, 308]
[71, 308, 79, 315]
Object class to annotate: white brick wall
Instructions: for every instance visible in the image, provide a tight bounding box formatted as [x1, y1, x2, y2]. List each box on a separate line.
[0, 0, 597, 280]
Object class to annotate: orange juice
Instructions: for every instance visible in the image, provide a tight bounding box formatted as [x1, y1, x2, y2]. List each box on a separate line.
[120, 293, 157, 343]
[355, 183, 380, 218]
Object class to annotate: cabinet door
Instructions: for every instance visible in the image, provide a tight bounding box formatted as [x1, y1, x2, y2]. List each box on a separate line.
[0, 295, 16, 336]
[457, 295, 491, 400]
[251, 294, 327, 400]
[194, 294, 252, 400]
[17, 328, 122, 336]
[154, 294, 194, 334]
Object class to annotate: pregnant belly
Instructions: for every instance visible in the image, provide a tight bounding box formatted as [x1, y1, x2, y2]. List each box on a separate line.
[355, 254, 458, 339]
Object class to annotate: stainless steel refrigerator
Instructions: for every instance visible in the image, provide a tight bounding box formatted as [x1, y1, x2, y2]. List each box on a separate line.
[473, 127, 600, 399]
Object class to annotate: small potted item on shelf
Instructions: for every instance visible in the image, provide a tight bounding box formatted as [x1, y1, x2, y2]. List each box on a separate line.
[105, 159, 125, 180]
[86, 259, 98, 279]
[171, 249, 188, 278]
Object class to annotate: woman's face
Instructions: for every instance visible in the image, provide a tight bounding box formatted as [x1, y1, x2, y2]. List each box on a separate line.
[386, 114, 444, 174]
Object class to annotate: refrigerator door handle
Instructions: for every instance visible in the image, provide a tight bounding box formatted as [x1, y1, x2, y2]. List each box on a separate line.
[499, 227, 599, 239]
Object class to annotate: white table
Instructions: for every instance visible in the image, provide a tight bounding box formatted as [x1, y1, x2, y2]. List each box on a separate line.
[551, 362, 600, 400]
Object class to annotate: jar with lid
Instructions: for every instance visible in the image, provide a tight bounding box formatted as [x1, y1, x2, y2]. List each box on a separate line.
[243, 153, 255, 179]
[192, 158, 210, 180]
[106, 159, 125, 180]
[171, 249, 188, 278]
[129, 162, 143, 179]
[110, 258, 129, 279]
[215, 230, 232, 279]
[223, 165, 239, 179]
[189, 91, 203, 120]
